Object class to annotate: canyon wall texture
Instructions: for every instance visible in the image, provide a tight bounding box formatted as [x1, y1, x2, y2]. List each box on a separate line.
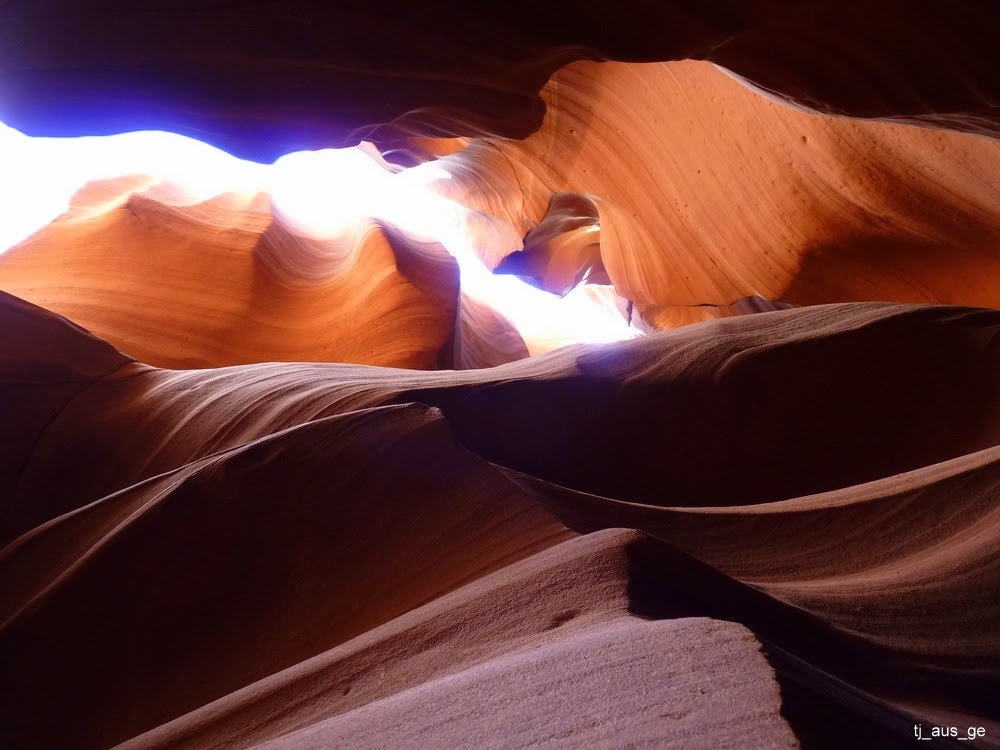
[1, 2, 999, 748]
[2, 295, 997, 749]
[3, 1, 999, 157]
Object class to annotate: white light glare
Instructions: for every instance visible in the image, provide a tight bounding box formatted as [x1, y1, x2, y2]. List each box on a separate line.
[0, 124, 641, 355]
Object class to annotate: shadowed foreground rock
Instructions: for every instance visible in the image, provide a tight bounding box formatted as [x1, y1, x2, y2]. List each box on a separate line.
[1, 292, 997, 748]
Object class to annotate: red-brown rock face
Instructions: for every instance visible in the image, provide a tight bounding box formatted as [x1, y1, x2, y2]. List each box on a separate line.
[1, 4, 999, 749]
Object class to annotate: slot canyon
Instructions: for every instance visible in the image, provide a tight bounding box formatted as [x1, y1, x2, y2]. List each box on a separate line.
[1, 2, 999, 748]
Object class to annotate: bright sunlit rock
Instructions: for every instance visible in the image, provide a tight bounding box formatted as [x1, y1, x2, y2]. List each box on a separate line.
[0, 123, 641, 354]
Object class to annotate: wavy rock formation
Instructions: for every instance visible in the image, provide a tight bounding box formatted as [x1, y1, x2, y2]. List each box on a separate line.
[0, 178, 465, 369]
[441, 60, 1000, 325]
[496, 192, 606, 297]
[1, 293, 997, 748]
[8, 57, 1000, 345]
[3, 1, 1000, 158]
[2, 3, 1000, 747]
